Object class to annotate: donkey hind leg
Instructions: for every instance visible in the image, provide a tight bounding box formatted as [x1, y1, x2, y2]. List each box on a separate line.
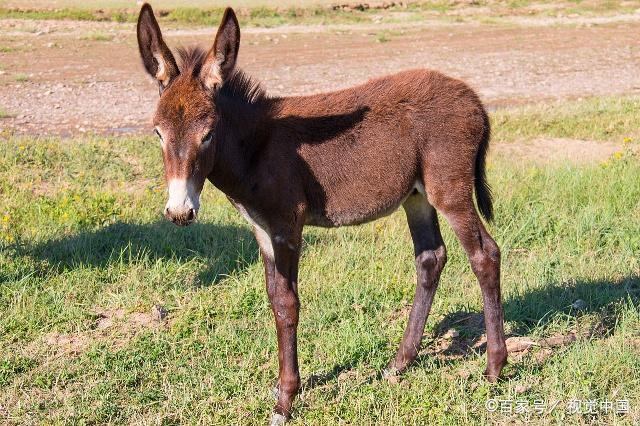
[432, 194, 507, 381]
[385, 191, 447, 377]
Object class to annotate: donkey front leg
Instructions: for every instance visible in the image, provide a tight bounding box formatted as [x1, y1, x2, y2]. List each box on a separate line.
[255, 224, 303, 425]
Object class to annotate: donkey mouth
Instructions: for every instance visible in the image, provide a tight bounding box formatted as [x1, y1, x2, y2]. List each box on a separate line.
[164, 208, 197, 226]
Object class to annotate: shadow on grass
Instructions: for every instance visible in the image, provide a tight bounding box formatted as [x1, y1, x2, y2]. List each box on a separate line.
[297, 276, 639, 391]
[304, 363, 354, 389]
[422, 275, 639, 363]
[504, 275, 639, 334]
[20, 220, 259, 286]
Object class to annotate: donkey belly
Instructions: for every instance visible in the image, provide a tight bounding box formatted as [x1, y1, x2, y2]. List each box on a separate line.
[305, 180, 421, 228]
[305, 198, 405, 228]
[306, 199, 403, 228]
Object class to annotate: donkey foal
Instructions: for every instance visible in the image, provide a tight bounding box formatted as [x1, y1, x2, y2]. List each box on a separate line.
[137, 4, 507, 423]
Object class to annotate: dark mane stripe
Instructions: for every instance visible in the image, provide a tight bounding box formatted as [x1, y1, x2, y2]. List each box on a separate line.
[176, 46, 267, 106]
[219, 71, 267, 106]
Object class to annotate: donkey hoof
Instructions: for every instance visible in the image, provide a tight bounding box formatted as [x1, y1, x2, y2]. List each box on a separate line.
[270, 412, 287, 425]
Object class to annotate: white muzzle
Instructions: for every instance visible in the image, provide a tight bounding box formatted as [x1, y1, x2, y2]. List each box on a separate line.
[164, 179, 200, 226]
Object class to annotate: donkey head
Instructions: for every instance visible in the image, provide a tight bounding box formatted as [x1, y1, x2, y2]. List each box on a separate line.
[137, 4, 240, 226]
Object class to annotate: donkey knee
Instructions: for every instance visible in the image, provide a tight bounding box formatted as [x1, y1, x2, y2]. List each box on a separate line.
[416, 245, 447, 288]
[416, 251, 436, 270]
[434, 245, 447, 269]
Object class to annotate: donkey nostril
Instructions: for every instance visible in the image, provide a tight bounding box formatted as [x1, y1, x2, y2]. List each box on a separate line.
[187, 209, 195, 221]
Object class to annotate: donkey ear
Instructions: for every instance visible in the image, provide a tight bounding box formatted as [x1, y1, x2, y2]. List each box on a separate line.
[137, 3, 179, 92]
[201, 7, 240, 89]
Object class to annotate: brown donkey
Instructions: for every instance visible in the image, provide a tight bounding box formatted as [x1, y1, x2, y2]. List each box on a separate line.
[137, 4, 507, 423]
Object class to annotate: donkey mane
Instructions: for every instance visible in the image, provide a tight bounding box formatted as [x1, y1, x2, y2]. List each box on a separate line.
[219, 70, 268, 107]
[176, 46, 268, 108]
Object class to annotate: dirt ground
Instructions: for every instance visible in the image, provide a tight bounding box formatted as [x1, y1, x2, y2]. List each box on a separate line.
[0, 15, 639, 140]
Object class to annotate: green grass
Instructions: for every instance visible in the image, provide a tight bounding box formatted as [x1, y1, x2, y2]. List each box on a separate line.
[0, 0, 339, 8]
[0, 7, 100, 21]
[0, 97, 639, 424]
[0, 5, 371, 27]
[81, 31, 114, 41]
[0, 107, 10, 118]
[492, 96, 640, 143]
[13, 73, 28, 82]
[1, 1, 639, 27]
[376, 31, 391, 43]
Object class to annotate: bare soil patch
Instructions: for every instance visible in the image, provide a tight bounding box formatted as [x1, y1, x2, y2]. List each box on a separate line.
[1, 17, 639, 137]
[429, 311, 581, 365]
[34, 306, 168, 357]
[493, 138, 626, 165]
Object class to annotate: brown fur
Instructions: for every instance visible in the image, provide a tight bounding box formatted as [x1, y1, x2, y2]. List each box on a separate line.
[137, 4, 507, 421]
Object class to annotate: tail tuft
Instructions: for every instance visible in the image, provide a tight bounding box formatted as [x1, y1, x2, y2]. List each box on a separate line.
[475, 112, 494, 222]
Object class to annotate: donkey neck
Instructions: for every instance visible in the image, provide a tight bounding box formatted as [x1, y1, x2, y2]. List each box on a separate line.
[208, 76, 276, 200]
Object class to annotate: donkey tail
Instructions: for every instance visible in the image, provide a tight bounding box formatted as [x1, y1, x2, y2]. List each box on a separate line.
[474, 112, 494, 222]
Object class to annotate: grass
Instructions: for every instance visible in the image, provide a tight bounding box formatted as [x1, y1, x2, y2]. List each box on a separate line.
[376, 31, 391, 43]
[81, 31, 114, 42]
[0, 97, 639, 424]
[0, 107, 10, 118]
[13, 73, 28, 82]
[0, 1, 639, 27]
[0, 5, 369, 27]
[492, 96, 640, 143]
[0, 0, 340, 8]
[0, 7, 100, 21]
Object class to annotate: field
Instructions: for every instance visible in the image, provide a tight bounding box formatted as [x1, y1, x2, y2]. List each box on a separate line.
[1, 1, 640, 425]
[1, 0, 335, 8]
[1, 97, 638, 424]
[1, 1, 640, 28]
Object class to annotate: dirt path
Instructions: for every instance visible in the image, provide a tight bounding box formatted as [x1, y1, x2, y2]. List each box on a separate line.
[492, 137, 630, 165]
[0, 17, 639, 136]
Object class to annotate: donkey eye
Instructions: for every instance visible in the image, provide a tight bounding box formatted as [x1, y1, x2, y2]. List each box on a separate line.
[154, 128, 164, 144]
[202, 130, 214, 146]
